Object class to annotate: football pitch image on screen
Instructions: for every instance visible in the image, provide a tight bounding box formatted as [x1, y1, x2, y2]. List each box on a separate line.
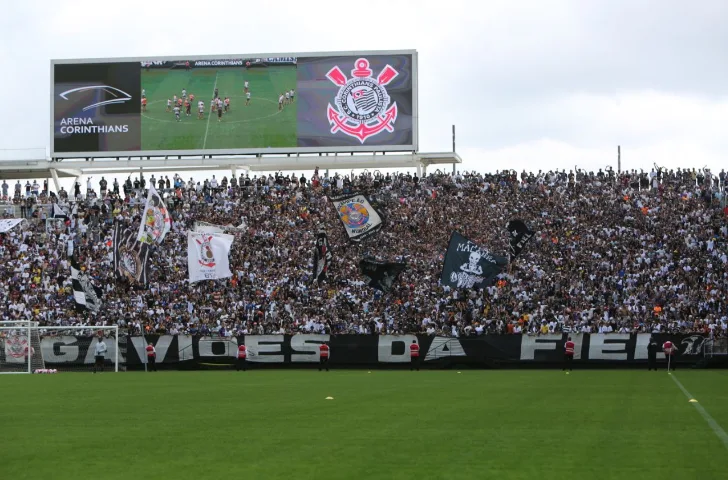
[140, 65, 297, 152]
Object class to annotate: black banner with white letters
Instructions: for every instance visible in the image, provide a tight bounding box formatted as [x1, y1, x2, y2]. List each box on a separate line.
[117, 333, 722, 370]
[10, 334, 719, 369]
[506, 219, 535, 260]
[440, 232, 508, 290]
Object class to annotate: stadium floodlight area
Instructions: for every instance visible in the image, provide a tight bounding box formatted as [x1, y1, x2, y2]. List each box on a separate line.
[0, 321, 119, 374]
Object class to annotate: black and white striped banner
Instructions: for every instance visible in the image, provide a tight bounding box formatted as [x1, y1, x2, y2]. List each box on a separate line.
[70, 257, 102, 314]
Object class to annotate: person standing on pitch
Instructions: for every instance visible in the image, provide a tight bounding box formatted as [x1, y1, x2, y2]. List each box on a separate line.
[93, 336, 107, 374]
[647, 336, 658, 371]
[23, 344, 30, 370]
[410, 339, 420, 371]
[236, 343, 247, 371]
[319, 342, 330, 371]
[563, 336, 575, 371]
[146, 343, 156, 372]
[663, 339, 677, 371]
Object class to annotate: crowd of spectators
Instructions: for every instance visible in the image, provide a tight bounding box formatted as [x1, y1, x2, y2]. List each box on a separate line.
[1, 165, 727, 339]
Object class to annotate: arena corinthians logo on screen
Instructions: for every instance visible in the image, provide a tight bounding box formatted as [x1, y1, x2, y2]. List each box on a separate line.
[58, 85, 132, 134]
[326, 58, 399, 143]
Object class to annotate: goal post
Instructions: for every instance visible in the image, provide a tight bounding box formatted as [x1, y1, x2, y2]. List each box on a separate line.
[0, 322, 119, 374]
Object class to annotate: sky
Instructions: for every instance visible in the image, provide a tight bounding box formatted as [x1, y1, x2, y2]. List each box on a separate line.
[0, 0, 726, 191]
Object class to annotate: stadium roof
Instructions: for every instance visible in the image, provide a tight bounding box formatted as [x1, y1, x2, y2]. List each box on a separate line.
[0, 151, 461, 184]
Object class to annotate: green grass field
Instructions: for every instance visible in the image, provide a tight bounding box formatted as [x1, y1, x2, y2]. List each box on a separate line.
[141, 67, 297, 151]
[1, 370, 727, 480]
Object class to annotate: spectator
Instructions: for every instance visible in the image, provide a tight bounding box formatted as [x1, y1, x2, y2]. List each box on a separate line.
[0, 168, 724, 340]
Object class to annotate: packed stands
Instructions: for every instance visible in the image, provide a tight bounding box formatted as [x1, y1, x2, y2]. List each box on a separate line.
[1, 167, 727, 338]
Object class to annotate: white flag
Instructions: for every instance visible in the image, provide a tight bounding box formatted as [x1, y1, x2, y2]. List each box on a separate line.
[138, 185, 172, 244]
[0, 218, 24, 233]
[187, 232, 234, 283]
[194, 224, 225, 234]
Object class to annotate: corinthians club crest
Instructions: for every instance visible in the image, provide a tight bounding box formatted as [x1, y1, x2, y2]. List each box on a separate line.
[196, 235, 216, 268]
[5, 334, 29, 359]
[118, 245, 141, 282]
[326, 58, 398, 143]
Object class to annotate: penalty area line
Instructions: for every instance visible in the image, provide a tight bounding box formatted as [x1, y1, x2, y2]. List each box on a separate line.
[670, 374, 728, 451]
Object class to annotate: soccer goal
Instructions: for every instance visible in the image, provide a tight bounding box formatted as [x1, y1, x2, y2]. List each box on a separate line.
[0, 322, 119, 374]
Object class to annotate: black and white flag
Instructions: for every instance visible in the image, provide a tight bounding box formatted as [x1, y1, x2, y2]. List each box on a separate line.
[330, 193, 383, 242]
[440, 232, 508, 290]
[359, 259, 406, 292]
[313, 231, 333, 283]
[52, 203, 68, 220]
[70, 257, 102, 314]
[507, 219, 535, 259]
[113, 221, 150, 285]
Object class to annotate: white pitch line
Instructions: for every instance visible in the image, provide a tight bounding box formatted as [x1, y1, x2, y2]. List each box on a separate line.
[671, 374, 728, 451]
[202, 72, 219, 150]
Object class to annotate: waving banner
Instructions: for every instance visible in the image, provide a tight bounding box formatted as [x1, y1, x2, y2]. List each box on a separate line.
[71, 256, 103, 314]
[330, 193, 383, 242]
[313, 231, 333, 283]
[187, 232, 234, 283]
[137, 185, 172, 244]
[359, 259, 406, 292]
[507, 219, 535, 260]
[440, 232, 508, 290]
[113, 221, 150, 285]
[0, 219, 24, 233]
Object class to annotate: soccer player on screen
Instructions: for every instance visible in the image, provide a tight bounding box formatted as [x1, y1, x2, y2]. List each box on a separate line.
[244, 80, 249, 93]
[182, 88, 187, 99]
[198, 100, 205, 119]
[185, 99, 191, 117]
[173, 94, 178, 105]
[278, 93, 284, 111]
[217, 99, 223, 122]
[141, 97, 147, 113]
[93, 337, 107, 374]
[189, 93, 195, 103]
[245, 91, 251, 106]
[224, 97, 230, 113]
[173, 105, 181, 122]
[290, 89, 295, 103]
[166, 99, 172, 112]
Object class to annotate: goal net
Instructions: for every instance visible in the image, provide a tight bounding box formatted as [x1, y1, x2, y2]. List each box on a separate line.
[0, 322, 119, 374]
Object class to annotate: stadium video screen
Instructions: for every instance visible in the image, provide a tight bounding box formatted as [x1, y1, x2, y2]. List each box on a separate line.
[51, 52, 416, 157]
